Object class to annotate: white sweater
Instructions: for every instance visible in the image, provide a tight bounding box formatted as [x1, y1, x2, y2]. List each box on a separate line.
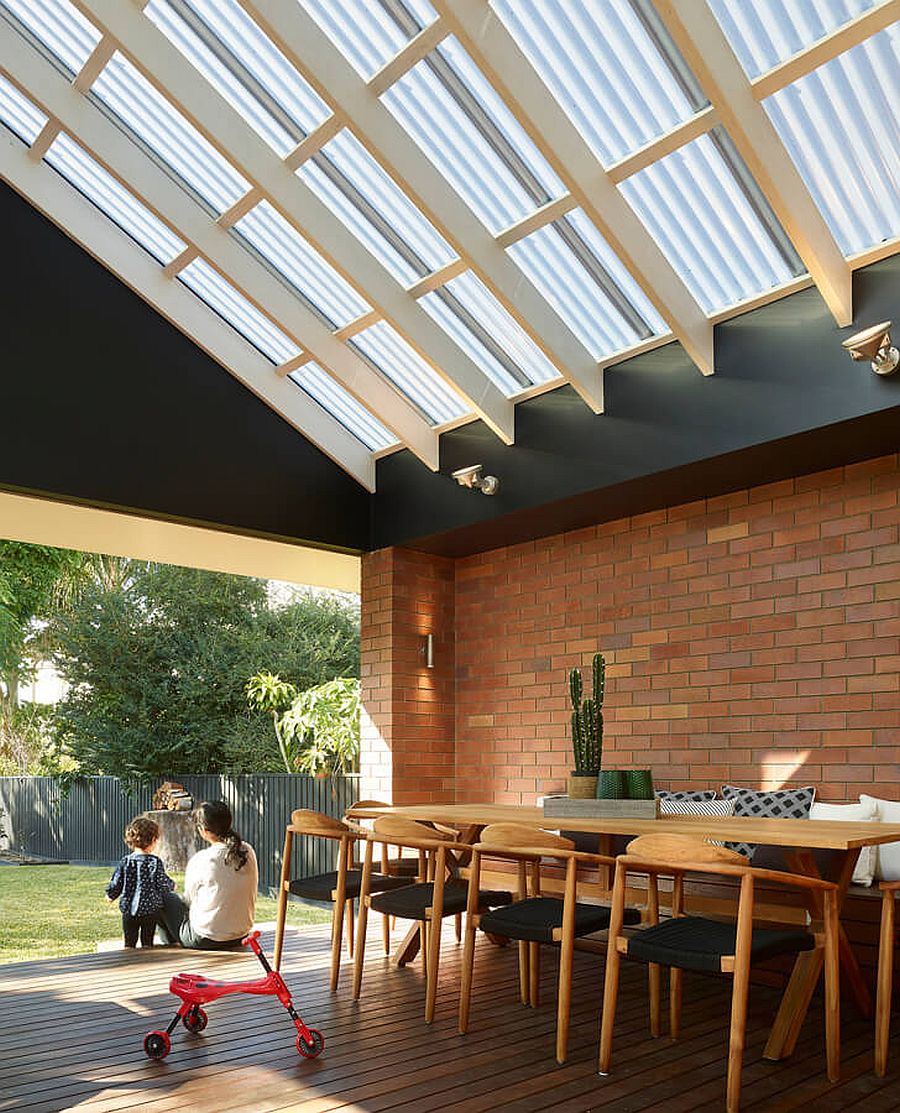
[183, 841, 258, 941]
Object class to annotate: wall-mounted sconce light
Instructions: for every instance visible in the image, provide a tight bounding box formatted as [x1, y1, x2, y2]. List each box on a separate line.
[451, 463, 500, 495]
[842, 320, 898, 376]
[422, 632, 434, 669]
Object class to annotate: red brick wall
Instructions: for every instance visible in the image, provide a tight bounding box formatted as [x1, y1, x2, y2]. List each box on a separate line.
[361, 455, 900, 805]
[454, 455, 900, 804]
[360, 546, 455, 803]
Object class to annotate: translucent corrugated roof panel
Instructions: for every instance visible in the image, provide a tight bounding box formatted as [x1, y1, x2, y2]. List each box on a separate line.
[44, 133, 187, 264]
[179, 257, 300, 364]
[92, 52, 250, 214]
[0, 72, 47, 143]
[233, 200, 371, 329]
[0, 0, 101, 76]
[763, 30, 900, 256]
[144, 0, 330, 159]
[350, 320, 469, 425]
[619, 132, 799, 313]
[296, 129, 456, 284]
[507, 210, 667, 358]
[708, 0, 877, 79]
[382, 35, 565, 233]
[299, 0, 438, 81]
[490, 0, 701, 166]
[290, 361, 398, 451]
[421, 271, 560, 394]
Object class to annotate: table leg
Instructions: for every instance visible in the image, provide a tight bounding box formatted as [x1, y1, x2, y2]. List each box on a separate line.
[764, 847, 866, 1062]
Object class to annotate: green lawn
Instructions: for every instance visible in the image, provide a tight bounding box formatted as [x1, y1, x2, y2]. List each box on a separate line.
[0, 865, 330, 965]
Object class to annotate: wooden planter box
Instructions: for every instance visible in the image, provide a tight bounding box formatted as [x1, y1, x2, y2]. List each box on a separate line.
[542, 797, 659, 820]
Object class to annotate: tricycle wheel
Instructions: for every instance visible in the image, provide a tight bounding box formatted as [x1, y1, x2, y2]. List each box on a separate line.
[143, 1031, 171, 1060]
[182, 1007, 208, 1034]
[296, 1029, 324, 1058]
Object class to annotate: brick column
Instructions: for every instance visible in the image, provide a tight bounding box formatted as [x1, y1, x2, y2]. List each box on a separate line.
[359, 547, 456, 803]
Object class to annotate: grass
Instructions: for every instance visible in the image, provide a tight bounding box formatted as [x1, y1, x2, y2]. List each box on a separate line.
[0, 864, 330, 965]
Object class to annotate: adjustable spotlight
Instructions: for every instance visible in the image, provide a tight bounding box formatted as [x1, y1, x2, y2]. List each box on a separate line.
[842, 321, 898, 376]
[451, 464, 500, 495]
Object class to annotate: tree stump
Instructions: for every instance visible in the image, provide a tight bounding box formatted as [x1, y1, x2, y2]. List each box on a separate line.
[149, 809, 199, 872]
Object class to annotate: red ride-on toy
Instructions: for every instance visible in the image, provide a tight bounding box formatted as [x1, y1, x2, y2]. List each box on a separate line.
[143, 930, 324, 1061]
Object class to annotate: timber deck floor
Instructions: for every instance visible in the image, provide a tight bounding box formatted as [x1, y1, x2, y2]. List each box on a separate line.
[2, 921, 899, 1113]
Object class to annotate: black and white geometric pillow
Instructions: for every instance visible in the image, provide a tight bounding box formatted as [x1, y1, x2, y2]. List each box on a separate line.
[659, 797, 735, 845]
[655, 789, 718, 802]
[720, 784, 816, 859]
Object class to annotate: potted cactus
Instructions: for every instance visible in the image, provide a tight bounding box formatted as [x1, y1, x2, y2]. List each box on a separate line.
[567, 653, 605, 799]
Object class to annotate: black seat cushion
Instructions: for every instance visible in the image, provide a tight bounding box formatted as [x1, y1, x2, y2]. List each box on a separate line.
[370, 880, 512, 919]
[289, 870, 410, 902]
[384, 857, 420, 877]
[478, 897, 641, 944]
[626, 915, 815, 974]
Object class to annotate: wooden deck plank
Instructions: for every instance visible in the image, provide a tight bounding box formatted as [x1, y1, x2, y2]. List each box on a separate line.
[2, 921, 899, 1113]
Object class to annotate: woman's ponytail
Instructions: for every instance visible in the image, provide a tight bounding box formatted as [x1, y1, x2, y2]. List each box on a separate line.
[195, 800, 249, 871]
[224, 828, 249, 871]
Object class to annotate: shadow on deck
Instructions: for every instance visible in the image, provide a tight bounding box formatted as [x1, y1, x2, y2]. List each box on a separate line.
[1, 920, 899, 1112]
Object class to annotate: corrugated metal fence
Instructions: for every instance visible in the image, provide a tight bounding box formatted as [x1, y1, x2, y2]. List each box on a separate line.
[0, 774, 359, 894]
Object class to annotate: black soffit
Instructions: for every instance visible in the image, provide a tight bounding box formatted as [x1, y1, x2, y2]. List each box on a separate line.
[373, 255, 900, 558]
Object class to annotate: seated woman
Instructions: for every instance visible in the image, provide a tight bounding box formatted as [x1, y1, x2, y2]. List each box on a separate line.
[159, 800, 258, 949]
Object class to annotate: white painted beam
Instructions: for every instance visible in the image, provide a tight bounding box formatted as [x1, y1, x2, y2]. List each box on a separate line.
[655, 0, 853, 326]
[72, 0, 515, 444]
[0, 128, 376, 491]
[0, 25, 438, 469]
[0, 491, 362, 593]
[242, 0, 606, 411]
[435, 0, 715, 377]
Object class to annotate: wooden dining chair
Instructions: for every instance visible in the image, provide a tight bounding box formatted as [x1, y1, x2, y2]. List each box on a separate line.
[353, 816, 512, 1022]
[598, 834, 840, 1113]
[273, 809, 409, 987]
[875, 878, 900, 1075]
[459, 822, 641, 1064]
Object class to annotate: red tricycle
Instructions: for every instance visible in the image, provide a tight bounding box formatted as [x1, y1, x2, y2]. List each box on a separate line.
[143, 930, 324, 1060]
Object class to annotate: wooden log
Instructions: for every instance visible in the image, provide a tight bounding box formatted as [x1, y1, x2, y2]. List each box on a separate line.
[148, 808, 199, 872]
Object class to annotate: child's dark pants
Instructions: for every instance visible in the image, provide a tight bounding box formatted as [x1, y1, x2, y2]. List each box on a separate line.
[123, 912, 158, 947]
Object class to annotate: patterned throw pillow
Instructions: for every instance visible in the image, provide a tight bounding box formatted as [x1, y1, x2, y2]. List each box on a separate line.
[655, 789, 718, 802]
[659, 797, 735, 845]
[721, 784, 815, 860]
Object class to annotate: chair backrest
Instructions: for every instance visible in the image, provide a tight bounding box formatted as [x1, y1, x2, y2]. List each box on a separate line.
[478, 823, 575, 859]
[625, 834, 747, 870]
[291, 809, 351, 839]
[372, 815, 455, 848]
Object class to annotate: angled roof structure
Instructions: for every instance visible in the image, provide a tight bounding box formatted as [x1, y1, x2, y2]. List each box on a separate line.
[0, 0, 898, 536]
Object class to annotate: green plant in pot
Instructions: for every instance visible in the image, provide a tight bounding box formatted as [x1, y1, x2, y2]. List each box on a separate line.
[568, 653, 605, 799]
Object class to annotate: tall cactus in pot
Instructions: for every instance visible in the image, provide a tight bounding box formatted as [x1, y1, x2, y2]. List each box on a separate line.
[569, 652, 606, 774]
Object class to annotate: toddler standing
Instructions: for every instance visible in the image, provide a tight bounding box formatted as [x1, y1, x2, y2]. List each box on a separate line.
[105, 815, 175, 947]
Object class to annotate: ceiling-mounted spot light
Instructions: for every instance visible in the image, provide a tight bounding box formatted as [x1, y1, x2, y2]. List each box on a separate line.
[842, 321, 898, 376]
[451, 464, 500, 496]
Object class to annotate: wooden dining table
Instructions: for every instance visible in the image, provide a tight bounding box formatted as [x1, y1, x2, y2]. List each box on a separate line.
[347, 801, 900, 1062]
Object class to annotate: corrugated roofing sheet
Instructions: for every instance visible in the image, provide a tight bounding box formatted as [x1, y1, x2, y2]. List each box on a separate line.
[233, 199, 371, 330]
[44, 132, 187, 264]
[490, 0, 701, 166]
[382, 35, 565, 233]
[0, 0, 100, 76]
[299, 0, 438, 80]
[619, 132, 799, 312]
[92, 51, 249, 215]
[289, 361, 399, 451]
[296, 127, 456, 285]
[0, 70, 47, 142]
[144, 0, 329, 158]
[179, 257, 300, 364]
[350, 320, 469, 425]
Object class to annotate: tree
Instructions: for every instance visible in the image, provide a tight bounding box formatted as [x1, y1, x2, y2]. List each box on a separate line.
[48, 563, 359, 778]
[245, 674, 360, 777]
[0, 541, 89, 772]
